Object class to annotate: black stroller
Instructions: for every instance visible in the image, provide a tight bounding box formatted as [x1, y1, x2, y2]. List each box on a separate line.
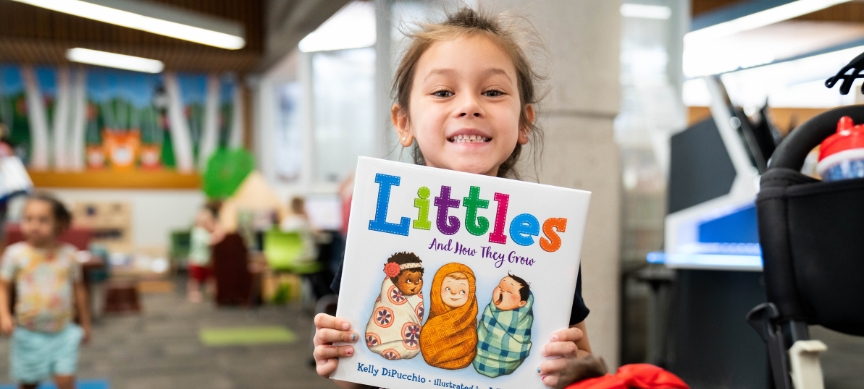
[748, 53, 864, 389]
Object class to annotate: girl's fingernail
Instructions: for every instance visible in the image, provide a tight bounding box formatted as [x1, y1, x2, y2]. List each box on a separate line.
[346, 347, 353, 356]
[536, 366, 541, 374]
[350, 333, 357, 342]
[341, 322, 350, 330]
[550, 334, 558, 342]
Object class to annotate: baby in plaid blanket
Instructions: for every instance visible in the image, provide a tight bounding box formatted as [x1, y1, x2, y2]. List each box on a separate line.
[473, 273, 534, 378]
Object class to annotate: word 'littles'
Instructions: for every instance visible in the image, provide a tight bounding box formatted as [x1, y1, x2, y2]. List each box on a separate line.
[368, 173, 568, 252]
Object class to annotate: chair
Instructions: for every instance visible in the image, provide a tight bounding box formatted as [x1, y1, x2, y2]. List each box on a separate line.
[103, 281, 141, 314]
[169, 229, 192, 270]
[263, 230, 323, 309]
[747, 105, 864, 389]
[211, 233, 255, 306]
[263, 230, 321, 274]
[4, 223, 93, 250]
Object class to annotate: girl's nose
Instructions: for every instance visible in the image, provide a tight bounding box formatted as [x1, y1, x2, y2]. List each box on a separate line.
[456, 94, 483, 118]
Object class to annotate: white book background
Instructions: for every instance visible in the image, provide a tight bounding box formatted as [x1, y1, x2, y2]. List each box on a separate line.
[333, 157, 591, 389]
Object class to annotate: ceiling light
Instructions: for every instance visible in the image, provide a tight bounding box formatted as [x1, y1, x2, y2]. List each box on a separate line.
[299, 2, 376, 53]
[13, 0, 245, 50]
[620, 4, 672, 20]
[685, 0, 852, 45]
[66, 48, 165, 73]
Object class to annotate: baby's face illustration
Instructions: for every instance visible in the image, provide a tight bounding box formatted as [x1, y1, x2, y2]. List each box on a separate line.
[395, 270, 423, 296]
[492, 276, 526, 311]
[441, 273, 469, 308]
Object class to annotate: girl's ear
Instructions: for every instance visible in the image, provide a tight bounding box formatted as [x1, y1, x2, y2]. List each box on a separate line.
[518, 104, 536, 145]
[392, 104, 413, 147]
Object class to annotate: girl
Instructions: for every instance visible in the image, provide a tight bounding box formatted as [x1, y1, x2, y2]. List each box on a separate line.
[314, 7, 597, 388]
[280, 196, 318, 264]
[0, 193, 92, 389]
[187, 202, 224, 303]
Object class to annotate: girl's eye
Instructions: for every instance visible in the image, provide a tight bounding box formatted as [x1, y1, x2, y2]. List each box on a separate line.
[432, 90, 453, 98]
[483, 89, 504, 97]
[445, 287, 451, 291]
[406, 280, 412, 284]
[460, 290, 466, 295]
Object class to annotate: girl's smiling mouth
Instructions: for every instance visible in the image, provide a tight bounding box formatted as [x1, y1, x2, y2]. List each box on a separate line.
[449, 134, 491, 143]
[447, 129, 492, 144]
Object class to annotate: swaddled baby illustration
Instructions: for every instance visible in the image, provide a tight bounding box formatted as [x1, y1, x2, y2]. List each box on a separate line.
[365, 252, 425, 360]
[473, 273, 534, 378]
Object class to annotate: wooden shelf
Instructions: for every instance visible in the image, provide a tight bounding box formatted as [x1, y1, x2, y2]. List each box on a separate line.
[29, 170, 201, 190]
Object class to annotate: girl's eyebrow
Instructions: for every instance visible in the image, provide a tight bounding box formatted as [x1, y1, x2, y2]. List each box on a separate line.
[425, 68, 458, 81]
[480, 68, 512, 83]
[423, 68, 512, 83]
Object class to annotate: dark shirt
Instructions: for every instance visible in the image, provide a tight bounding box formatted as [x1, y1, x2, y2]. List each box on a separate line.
[330, 261, 590, 325]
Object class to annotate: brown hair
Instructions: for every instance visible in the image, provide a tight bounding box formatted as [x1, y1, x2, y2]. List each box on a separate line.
[26, 192, 72, 232]
[289, 196, 306, 215]
[386, 251, 424, 284]
[392, 7, 547, 179]
[203, 200, 221, 218]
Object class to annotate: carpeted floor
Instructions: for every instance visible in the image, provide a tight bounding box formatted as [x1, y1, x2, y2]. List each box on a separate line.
[199, 326, 296, 347]
[0, 278, 861, 389]
[0, 279, 337, 389]
[0, 379, 109, 389]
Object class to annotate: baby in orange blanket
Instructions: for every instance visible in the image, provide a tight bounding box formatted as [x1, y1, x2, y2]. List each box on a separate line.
[420, 263, 478, 370]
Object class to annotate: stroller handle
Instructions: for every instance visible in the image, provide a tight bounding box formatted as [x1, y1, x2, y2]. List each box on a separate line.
[770, 105, 864, 170]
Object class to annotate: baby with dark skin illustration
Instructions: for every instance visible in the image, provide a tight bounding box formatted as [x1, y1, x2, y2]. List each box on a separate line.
[473, 273, 535, 378]
[364, 252, 425, 360]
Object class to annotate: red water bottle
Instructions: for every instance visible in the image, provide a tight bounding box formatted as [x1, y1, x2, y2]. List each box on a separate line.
[817, 116, 864, 181]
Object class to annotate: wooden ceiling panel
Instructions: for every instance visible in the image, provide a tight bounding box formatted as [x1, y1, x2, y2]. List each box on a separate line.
[692, 0, 748, 17]
[0, 39, 260, 73]
[0, 0, 263, 73]
[794, 2, 864, 23]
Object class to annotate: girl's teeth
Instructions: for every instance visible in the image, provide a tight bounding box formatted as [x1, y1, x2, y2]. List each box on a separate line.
[451, 135, 488, 143]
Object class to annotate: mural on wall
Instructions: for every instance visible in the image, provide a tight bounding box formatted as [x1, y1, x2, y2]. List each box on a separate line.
[0, 64, 244, 174]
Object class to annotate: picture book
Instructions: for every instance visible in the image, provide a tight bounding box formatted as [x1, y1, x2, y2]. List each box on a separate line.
[332, 157, 592, 389]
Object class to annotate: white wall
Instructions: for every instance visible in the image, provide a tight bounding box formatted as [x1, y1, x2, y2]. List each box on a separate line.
[41, 189, 206, 250]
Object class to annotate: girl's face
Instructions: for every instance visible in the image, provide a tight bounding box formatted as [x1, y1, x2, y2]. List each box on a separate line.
[196, 210, 215, 231]
[394, 34, 534, 177]
[21, 200, 59, 245]
[440, 274, 470, 308]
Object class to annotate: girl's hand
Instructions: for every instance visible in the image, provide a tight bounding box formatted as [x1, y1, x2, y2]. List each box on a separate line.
[312, 313, 359, 378]
[0, 315, 13, 336]
[538, 327, 606, 388]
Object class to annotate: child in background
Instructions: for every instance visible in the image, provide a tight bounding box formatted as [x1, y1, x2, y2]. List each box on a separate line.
[187, 202, 224, 303]
[314, 7, 599, 388]
[280, 196, 318, 263]
[0, 193, 91, 389]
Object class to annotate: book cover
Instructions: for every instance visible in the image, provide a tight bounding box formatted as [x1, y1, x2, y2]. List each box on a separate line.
[332, 157, 591, 389]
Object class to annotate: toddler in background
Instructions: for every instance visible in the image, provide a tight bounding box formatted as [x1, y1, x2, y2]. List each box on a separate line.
[280, 196, 318, 263]
[187, 202, 224, 303]
[0, 193, 91, 389]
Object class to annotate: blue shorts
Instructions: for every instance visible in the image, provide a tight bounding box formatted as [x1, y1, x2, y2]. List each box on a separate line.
[11, 323, 83, 383]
